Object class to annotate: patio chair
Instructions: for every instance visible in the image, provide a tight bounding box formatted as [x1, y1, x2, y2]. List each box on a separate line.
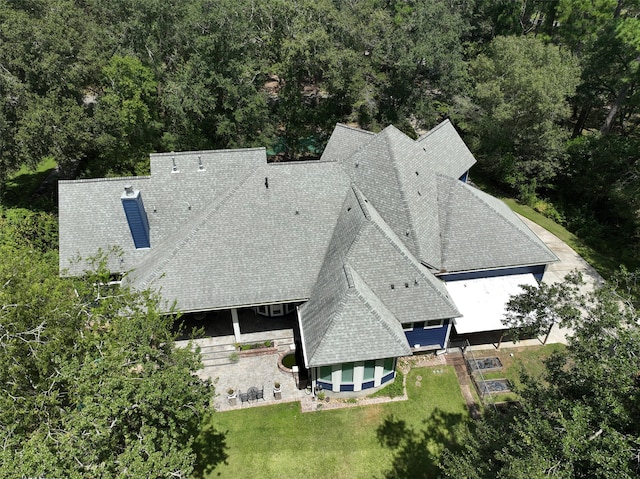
[256, 386, 264, 401]
[239, 391, 250, 404]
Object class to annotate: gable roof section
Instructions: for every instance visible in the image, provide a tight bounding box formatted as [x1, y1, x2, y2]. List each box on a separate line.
[417, 119, 476, 179]
[320, 123, 375, 162]
[299, 186, 457, 367]
[124, 161, 351, 312]
[349, 189, 460, 322]
[437, 175, 558, 272]
[59, 147, 266, 276]
[338, 125, 442, 269]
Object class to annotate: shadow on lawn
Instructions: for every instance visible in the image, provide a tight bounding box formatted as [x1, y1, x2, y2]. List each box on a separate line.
[192, 415, 229, 479]
[376, 408, 466, 479]
[3, 166, 58, 212]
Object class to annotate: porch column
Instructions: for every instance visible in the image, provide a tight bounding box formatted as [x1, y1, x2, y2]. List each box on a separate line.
[231, 308, 241, 343]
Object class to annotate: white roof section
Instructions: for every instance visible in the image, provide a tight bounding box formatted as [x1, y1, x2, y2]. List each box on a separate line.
[445, 274, 539, 334]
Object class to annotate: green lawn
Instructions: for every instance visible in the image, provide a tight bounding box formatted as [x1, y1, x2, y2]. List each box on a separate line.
[197, 366, 469, 479]
[470, 344, 566, 404]
[4, 157, 57, 210]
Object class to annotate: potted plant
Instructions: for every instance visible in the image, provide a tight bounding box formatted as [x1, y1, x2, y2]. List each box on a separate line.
[227, 388, 237, 406]
[273, 382, 282, 400]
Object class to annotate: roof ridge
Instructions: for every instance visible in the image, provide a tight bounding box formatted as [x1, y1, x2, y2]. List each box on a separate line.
[133, 167, 261, 288]
[58, 176, 151, 184]
[385, 128, 437, 262]
[351, 185, 371, 220]
[417, 118, 452, 142]
[151, 147, 267, 158]
[334, 123, 376, 136]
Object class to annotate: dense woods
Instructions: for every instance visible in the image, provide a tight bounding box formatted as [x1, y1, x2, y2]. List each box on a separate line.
[0, 211, 221, 477]
[1, 0, 638, 267]
[1, 0, 640, 476]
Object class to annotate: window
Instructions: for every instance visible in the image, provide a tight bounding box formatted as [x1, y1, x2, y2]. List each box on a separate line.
[319, 366, 332, 382]
[383, 358, 394, 375]
[363, 361, 375, 381]
[424, 319, 444, 329]
[270, 304, 284, 316]
[404, 320, 443, 330]
[341, 363, 354, 383]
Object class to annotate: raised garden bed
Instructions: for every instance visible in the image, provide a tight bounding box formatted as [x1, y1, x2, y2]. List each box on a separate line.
[237, 341, 278, 357]
[475, 378, 512, 398]
[467, 356, 503, 373]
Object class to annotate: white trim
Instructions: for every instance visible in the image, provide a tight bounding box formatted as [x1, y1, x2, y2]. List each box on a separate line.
[297, 306, 310, 368]
[424, 319, 444, 329]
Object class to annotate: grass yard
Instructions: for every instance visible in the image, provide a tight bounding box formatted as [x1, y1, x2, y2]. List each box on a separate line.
[470, 344, 566, 404]
[197, 366, 469, 479]
[501, 198, 617, 278]
[4, 156, 57, 210]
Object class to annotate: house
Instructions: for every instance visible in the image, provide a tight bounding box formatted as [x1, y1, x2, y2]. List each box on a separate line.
[59, 120, 557, 394]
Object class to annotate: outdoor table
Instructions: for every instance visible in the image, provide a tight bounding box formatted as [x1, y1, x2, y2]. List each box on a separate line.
[248, 386, 258, 401]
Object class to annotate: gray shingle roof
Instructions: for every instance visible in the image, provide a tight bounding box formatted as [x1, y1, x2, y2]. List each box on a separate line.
[437, 175, 558, 272]
[59, 148, 266, 276]
[123, 161, 351, 312]
[59, 119, 558, 365]
[301, 265, 411, 367]
[299, 186, 458, 366]
[320, 123, 375, 162]
[337, 125, 442, 268]
[417, 119, 476, 179]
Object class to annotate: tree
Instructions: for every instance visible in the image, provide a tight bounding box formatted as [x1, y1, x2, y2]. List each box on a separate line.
[90, 55, 161, 176]
[0, 231, 224, 476]
[501, 271, 584, 344]
[554, 0, 640, 136]
[440, 271, 640, 478]
[464, 35, 580, 198]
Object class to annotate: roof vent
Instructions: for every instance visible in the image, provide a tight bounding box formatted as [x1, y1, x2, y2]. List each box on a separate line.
[355, 162, 359, 168]
[390, 284, 395, 290]
[265, 177, 269, 189]
[405, 282, 409, 288]
[121, 186, 150, 249]
[198, 155, 205, 172]
[171, 155, 178, 173]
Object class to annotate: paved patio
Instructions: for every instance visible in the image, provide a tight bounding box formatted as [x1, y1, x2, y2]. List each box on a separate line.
[200, 347, 310, 412]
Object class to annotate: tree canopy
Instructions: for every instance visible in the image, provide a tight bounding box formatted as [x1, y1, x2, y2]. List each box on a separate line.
[440, 271, 640, 478]
[0, 213, 224, 477]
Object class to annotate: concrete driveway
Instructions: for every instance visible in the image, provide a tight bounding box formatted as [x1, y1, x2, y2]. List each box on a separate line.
[511, 216, 605, 345]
